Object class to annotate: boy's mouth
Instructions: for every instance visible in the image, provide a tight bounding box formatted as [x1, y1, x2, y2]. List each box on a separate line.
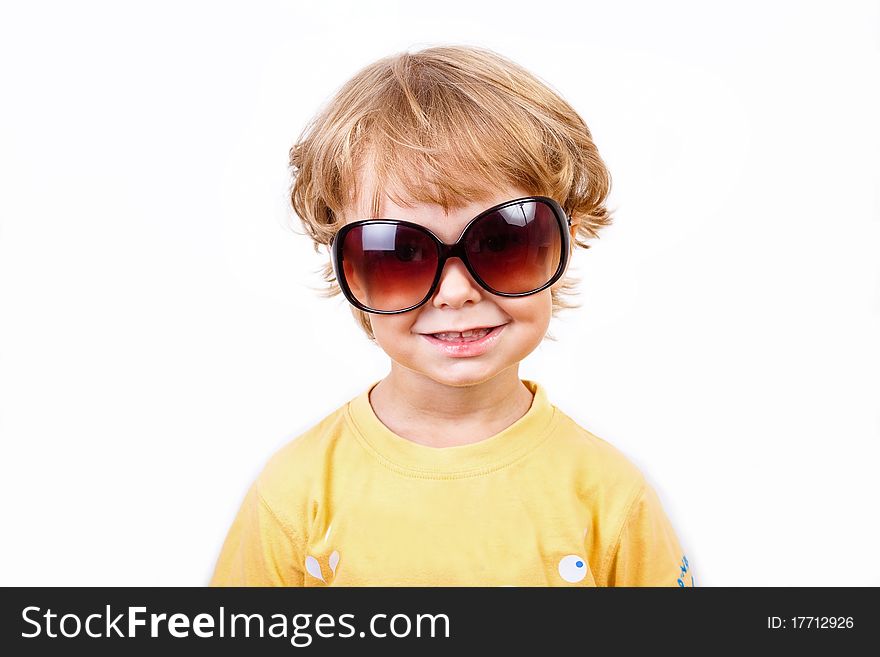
[429, 327, 492, 341]
[420, 323, 507, 342]
[419, 323, 508, 356]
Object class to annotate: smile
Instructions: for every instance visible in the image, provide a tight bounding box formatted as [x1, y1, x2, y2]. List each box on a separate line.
[421, 323, 507, 358]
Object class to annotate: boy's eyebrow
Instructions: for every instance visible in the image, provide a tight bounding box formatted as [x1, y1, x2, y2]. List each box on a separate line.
[353, 203, 522, 241]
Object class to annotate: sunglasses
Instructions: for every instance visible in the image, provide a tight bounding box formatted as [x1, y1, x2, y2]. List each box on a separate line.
[329, 195, 572, 314]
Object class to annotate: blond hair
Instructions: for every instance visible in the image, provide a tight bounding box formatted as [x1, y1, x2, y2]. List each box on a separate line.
[288, 44, 613, 343]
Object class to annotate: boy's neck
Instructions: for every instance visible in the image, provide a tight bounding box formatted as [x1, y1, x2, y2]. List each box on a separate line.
[368, 366, 534, 448]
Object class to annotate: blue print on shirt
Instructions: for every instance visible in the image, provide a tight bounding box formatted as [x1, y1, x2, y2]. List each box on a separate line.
[677, 554, 695, 587]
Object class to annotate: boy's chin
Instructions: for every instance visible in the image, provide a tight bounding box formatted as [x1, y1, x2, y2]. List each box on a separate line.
[402, 363, 514, 390]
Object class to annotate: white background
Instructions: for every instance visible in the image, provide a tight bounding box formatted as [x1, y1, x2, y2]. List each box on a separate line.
[1, 0, 877, 586]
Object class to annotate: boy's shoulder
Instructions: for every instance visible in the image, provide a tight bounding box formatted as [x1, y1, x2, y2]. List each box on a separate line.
[550, 405, 650, 496]
[255, 395, 354, 502]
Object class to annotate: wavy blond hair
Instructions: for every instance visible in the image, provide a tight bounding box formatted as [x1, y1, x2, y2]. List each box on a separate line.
[288, 44, 613, 343]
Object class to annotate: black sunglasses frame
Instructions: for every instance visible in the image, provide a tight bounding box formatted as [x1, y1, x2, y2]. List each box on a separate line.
[329, 195, 573, 315]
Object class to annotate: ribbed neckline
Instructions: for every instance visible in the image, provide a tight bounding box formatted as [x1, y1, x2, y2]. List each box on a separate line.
[345, 378, 558, 479]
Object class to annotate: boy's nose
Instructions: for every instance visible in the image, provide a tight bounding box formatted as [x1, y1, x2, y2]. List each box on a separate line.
[430, 257, 484, 308]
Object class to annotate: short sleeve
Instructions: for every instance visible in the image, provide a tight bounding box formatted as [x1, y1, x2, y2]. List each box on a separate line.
[602, 482, 695, 587]
[209, 482, 305, 587]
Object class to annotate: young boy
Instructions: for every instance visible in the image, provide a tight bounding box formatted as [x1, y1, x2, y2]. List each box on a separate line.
[209, 45, 695, 587]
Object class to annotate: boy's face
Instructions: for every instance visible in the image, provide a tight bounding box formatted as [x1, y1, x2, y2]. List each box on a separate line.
[341, 183, 568, 388]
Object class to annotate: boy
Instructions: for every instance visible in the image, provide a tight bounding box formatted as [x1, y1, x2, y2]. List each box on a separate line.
[209, 45, 695, 587]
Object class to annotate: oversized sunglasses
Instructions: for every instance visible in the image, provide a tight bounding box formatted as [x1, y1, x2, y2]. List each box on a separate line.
[329, 196, 572, 314]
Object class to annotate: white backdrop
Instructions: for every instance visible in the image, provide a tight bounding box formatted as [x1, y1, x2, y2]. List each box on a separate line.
[0, 0, 877, 586]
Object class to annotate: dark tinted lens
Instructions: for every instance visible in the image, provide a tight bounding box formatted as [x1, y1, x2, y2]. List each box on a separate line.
[464, 200, 562, 294]
[341, 223, 438, 312]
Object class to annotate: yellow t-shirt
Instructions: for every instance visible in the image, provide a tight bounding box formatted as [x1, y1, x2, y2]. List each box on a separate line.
[210, 379, 695, 587]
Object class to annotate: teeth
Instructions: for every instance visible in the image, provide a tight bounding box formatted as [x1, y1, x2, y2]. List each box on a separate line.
[432, 327, 492, 341]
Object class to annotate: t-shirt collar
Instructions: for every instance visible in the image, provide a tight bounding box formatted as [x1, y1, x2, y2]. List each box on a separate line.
[346, 378, 558, 478]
